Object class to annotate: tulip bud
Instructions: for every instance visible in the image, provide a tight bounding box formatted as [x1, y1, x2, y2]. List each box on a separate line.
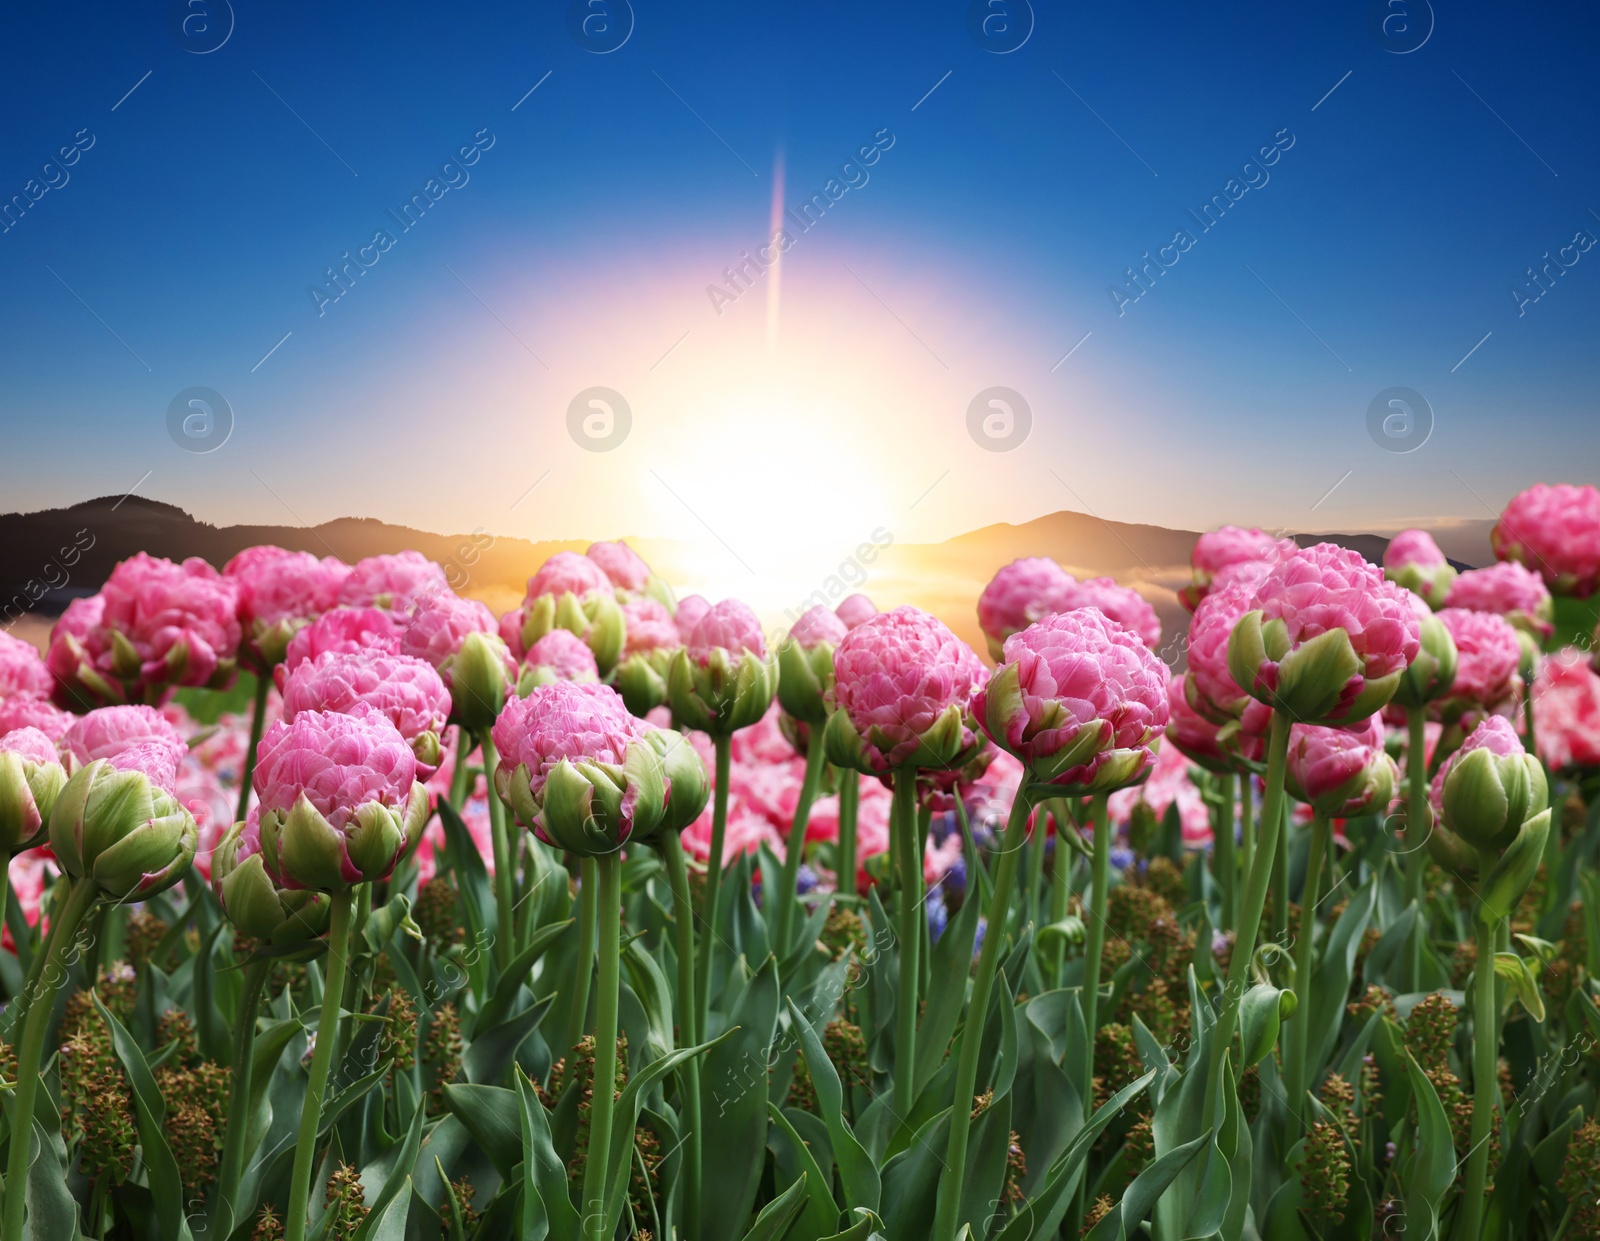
[1434, 717, 1547, 853]
[213, 818, 333, 946]
[614, 650, 672, 716]
[1386, 562, 1458, 608]
[640, 728, 709, 835]
[1477, 808, 1552, 924]
[501, 741, 667, 856]
[0, 731, 67, 854]
[49, 759, 198, 902]
[260, 785, 428, 892]
[520, 591, 625, 677]
[665, 644, 777, 738]
[1390, 610, 1459, 711]
[449, 631, 516, 733]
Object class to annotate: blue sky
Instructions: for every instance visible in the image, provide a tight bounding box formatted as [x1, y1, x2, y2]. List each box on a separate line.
[2, 0, 1597, 569]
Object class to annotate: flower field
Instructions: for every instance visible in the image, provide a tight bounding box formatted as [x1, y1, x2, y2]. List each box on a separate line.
[3, 484, 1600, 1241]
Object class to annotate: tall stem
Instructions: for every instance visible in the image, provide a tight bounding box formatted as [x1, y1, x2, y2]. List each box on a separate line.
[892, 770, 921, 1112]
[1458, 896, 1498, 1241]
[1203, 710, 1291, 1135]
[774, 728, 825, 953]
[1079, 793, 1112, 1120]
[1048, 800, 1072, 984]
[1272, 792, 1290, 945]
[449, 726, 473, 810]
[285, 888, 356, 1241]
[837, 770, 859, 901]
[2, 879, 98, 1241]
[565, 858, 597, 1055]
[581, 852, 622, 1241]
[1214, 775, 1236, 931]
[1025, 808, 1045, 932]
[931, 790, 1032, 1241]
[694, 735, 731, 1036]
[1238, 774, 1254, 891]
[478, 733, 515, 972]
[658, 834, 702, 1240]
[1404, 707, 1428, 904]
[1283, 811, 1329, 1140]
[215, 958, 270, 1236]
[236, 672, 271, 824]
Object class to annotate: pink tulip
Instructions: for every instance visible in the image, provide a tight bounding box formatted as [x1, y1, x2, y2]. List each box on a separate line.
[1185, 582, 1259, 723]
[62, 704, 188, 793]
[1384, 529, 1447, 570]
[1064, 576, 1161, 650]
[674, 594, 712, 634]
[1433, 608, 1523, 720]
[1165, 672, 1259, 770]
[399, 593, 501, 674]
[1285, 715, 1397, 817]
[836, 594, 879, 629]
[586, 541, 653, 594]
[789, 604, 849, 649]
[0, 726, 61, 769]
[0, 632, 51, 700]
[225, 545, 350, 670]
[976, 608, 1169, 793]
[685, 599, 768, 663]
[1445, 561, 1554, 639]
[337, 551, 450, 612]
[45, 595, 109, 706]
[620, 599, 680, 655]
[490, 682, 648, 805]
[525, 551, 614, 603]
[1181, 526, 1298, 610]
[0, 695, 74, 740]
[281, 650, 452, 777]
[1492, 483, 1600, 597]
[1532, 649, 1600, 771]
[831, 606, 985, 772]
[277, 606, 402, 688]
[977, 557, 1076, 656]
[522, 629, 601, 682]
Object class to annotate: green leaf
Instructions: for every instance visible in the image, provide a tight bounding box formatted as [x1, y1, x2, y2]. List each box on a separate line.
[819, 1209, 885, 1241]
[475, 918, 575, 1033]
[1085, 1130, 1211, 1240]
[880, 1108, 953, 1240]
[439, 1159, 470, 1241]
[738, 1171, 810, 1241]
[786, 997, 880, 1212]
[621, 933, 677, 1060]
[92, 994, 194, 1241]
[701, 954, 781, 1241]
[351, 1107, 423, 1241]
[1306, 876, 1377, 1080]
[516, 1066, 579, 1241]
[1402, 1049, 1457, 1238]
[915, 867, 985, 1093]
[193, 918, 230, 1062]
[1492, 952, 1547, 1022]
[768, 1103, 844, 1240]
[443, 1082, 521, 1178]
[1239, 981, 1293, 1068]
[22, 1115, 79, 1241]
[464, 995, 554, 1085]
[357, 1176, 411, 1241]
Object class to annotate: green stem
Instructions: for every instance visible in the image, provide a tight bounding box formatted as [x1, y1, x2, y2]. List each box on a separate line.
[931, 789, 1032, 1241]
[1272, 792, 1290, 945]
[892, 770, 921, 1112]
[774, 727, 826, 954]
[1404, 707, 1428, 905]
[1458, 896, 1498, 1241]
[2, 879, 99, 1241]
[5, 880, 66, 1045]
[1214, 776, 1236, 931]
[695, 735, 731, 1037]
[1049, 801, 1072, 984]
[1238, 774, 1254, 892]
[581, 852, 622, 1241]
[657, 833, 702, 1239]
[285, 888, 356, 1241]
[1203, 710, 1291, 1136]
[478, 734, 515, 972]
[1079, 793, 1112, 1121]
[565, 858, 597, 1055]
[236, 672, 271, 824]
[1284, 811, 1330, 1140]
[215, 958, 270, 1236]
[449, 726, 473, 810]
[1025, 807, 1045, 932]
[837, 770, 859, 901]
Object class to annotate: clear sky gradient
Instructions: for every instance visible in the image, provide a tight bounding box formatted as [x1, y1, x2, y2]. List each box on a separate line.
[3, 0, 1597, 597]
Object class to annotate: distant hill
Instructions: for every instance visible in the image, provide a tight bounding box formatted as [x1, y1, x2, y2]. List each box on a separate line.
[0, 495, 1494, 663]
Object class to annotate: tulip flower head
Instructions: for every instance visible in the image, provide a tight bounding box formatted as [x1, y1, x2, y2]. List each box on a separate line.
[1532, 649, 1600, 771]
[0, 695, 74, 740]
[251, 709, 428, 891]
[1166, 673, 1258, 772]
[1431, 715, 1547, 853]
[1383, 529, 1458, 606]
[1180, 526, 1298, 611]
[1227, 543, 1420, 726]
[587, 540, 675, 609]
[62, 705, 188, 792]
[212, 812, 333, 946]
[491, 682, 668, 855]
[337, 551, 450, 612]
[399, 593, 517, 732]
[1390, 593, 1459, 711]
[777, 605, 849, 726]
[666, 599, 777, 738]
[0, 630, 52, 699]
[506, 552, 626, 675]
[281, 650, 451, 777]
[836, 594, 879, 629]
[974, 608, 1169, 796]
[277, 606, 402, 689]
[1445, 561, 1555, 640]
[518, 628, 601, 692]
[1492, 483, 1600, 597]
[1285, 716, 1398, 818]
[674, 594, 711, 634]
[612, 598, 681, 716]
[225, 546, 350, 671]
[1064, 577, 1162, 650]
[1432, 608, 1523, 726]
[0, 727, 68, 854]
[977, 557, 1076, 659]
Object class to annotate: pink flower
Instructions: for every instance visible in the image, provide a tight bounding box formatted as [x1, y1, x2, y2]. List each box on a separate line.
[620, 599, 680, 656]
[1429, 714, 1526, 812]
[0, 695, 74, 740]
[730, 706, 799, 766]
[1286, 715, 1397, 817]
[586, 541, 653, 594]
[1385, 529, 1446, 570]
[337, 551, 450, 612]
[675, 595, 712, 634]
[1165, 673, 1258, 770]
[226, 545, 350, 669]
[0, 726, 62, 769]
[1109, 743, 1210, 846]
[1063, 577, 1161, 650]
[1434, 608, 1523, 719]
[1492, 483, 1600, 597]
[685, 599, 768, 663]
[832, 606, 985, 772]
[789, 605, 848, 649]
[86, 554, 243, 698]
[254, 710, 418, 828]
[1445, 561, 1553, 639]
[977, 558, 1076, 655]
[1239, 543, 1420, 723]
[399, 593, 498, 671]
[1181, 527, 1298, 610]
[1532, 649, 1600, 770]
[836, 594, 878, 629]
[522, 629, 600, 682]
[277, 607, 402, 688]
[976, 609, 1169, 793]
[681, 797, 783, 864]
[524, 551, 613, 604]
[490, 682, 647, 804]
[0, 631, 51, 699]
[1185, 582, 1258, 723]
[281, 651, 451, 776]
[62, 705, 187, 793]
